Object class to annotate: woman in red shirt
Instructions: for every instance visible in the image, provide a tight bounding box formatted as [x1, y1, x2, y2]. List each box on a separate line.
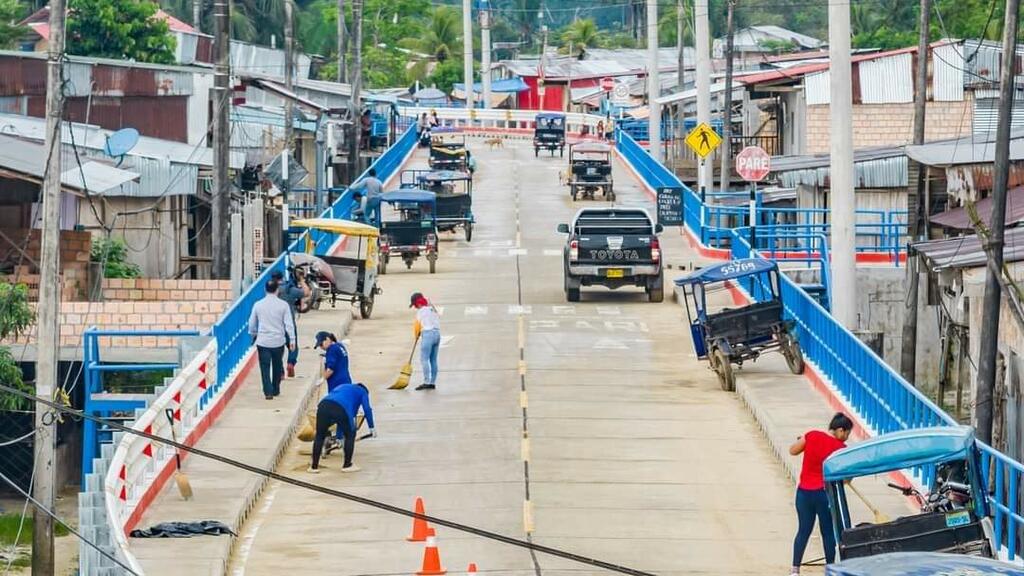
[788, 412, 853, 575]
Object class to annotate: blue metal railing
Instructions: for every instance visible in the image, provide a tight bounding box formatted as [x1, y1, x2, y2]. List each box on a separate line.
[615, 129, 907, 262]
[209, 124, 419, 390]
[616, 125, 1024, 561]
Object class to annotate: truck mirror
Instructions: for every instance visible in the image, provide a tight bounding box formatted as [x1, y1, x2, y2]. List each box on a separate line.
[556, 223, 570, 234]
[654, 223, 664, 234]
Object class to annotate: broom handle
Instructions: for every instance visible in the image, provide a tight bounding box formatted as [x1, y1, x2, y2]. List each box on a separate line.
[165, 409, 183, 469]
[408, 335, 420, 363]
[847, 482, 882, 516]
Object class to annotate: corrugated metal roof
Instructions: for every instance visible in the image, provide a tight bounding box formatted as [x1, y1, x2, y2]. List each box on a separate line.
[859, 52, 913, 104]
[773, 146, 908, 188]
[499, 58, 635, 80]
[962, 39, 1024, 87]
[0, 134, 139, 194]
[805, 71, 829, 105]
[914, 226, 1024, 269]
[905, 127, 1024, 166]
[929, 185, 1024, 230]
[582, 48, 693, 72]
[231, 41, 312, 80]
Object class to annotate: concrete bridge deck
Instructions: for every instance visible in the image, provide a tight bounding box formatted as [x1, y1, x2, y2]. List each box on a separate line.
[127, 138, 911, 576]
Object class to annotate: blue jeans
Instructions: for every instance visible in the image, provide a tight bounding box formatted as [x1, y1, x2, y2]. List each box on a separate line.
[793, 488, 836, 567]
[420, 329, 440, 385]
[256, 345, 284, 397]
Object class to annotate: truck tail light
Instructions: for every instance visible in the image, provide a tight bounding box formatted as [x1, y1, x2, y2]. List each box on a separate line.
[569, 239, 578, 261]
[651, 237, 661, 262]
[426, 233, 437, 247]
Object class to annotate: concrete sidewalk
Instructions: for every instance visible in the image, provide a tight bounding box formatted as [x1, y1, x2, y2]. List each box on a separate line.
[127, 306, 356, 576]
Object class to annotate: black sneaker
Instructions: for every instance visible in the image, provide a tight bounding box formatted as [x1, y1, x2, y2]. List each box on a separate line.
[415, 383, 436, 390]
[265, 395, 274, 400]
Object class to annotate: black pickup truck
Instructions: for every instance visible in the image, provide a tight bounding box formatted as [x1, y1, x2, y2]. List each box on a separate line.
[556, 208, 665, 302]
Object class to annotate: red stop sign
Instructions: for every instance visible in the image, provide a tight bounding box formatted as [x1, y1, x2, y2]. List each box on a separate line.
[600, 76, 615, 92]
[735, 146, 771, 182]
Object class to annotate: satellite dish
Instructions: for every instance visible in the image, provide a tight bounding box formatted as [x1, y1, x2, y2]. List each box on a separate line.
[104, 128, 140, 158]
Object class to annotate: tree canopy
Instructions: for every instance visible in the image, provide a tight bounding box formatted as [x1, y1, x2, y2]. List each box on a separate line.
[68, 0, 176, 63]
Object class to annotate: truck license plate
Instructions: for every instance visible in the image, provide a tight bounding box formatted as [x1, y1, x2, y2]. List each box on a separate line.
[605, 269, 625, 278]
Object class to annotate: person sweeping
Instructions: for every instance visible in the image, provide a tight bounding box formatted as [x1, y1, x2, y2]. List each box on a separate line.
[411, 292, 441, 391]
[308, 383, 375, 474]
[788, 412, 853, 575]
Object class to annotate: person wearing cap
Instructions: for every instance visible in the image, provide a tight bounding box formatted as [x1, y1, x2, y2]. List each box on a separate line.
[315, 331, 352, 392]
[410, 292, 441, 390]
[247, 279, 297, 400]
[308, 383, 375, 474]
[272, 269, 309, 378]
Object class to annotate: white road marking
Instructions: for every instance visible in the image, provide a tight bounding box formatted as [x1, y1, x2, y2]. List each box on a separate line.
[473, 249, 494, 257]
[603, 320, 650, 333]
[596, 306, 621, 315]
[440, 335, 456, 348]
[528, 319, 560, 330]
[508, 248, 527, 256]
[550, 305, 576, 315]
[593, 338, 630, 350]
[543, 249, 562, 257]
[464, 305, 489, 316]
[508, 305, 533, 315]
[231, 479, 281, 576]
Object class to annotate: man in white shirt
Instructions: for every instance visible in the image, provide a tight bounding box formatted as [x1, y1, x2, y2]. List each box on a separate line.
[410, 292, 441, 390]
[247, 279, 297, 399]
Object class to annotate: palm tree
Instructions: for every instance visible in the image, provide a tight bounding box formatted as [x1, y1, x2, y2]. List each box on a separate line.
[401, 6, 460, 61]
[561, 18, 603, 54]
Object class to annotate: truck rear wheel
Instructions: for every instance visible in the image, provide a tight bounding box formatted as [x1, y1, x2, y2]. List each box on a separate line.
[647, 273, 664, 303]
[565, 274, 581, 302]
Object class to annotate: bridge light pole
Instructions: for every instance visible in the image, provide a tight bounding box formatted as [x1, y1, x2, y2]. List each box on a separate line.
[646, 0, 661, 161]
[480, 0, 492, 109]
[463, 0, 474, 109]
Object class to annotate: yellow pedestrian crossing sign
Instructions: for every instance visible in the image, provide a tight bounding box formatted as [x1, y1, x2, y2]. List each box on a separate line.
[684, 122, 722, 159]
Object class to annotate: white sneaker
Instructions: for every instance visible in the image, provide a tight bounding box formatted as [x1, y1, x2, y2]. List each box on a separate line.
[341, 464, 361, 473]
[306, 466, 320, 474]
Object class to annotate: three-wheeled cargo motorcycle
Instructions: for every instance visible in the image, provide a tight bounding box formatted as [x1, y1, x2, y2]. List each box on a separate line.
[290, 218, 381, 319]
[375, 189, 439, 274]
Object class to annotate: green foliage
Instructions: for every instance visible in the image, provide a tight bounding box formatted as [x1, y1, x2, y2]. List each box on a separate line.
[428, 58, 466, 93]
[90, 237, 141, 279]
[68, 0, 177, 64]
[0, 282, 34, 412]
[560, 18, 604, 54]
[604, 32, 638, 49]
[758, 38, 800, 54]
[0, 0, 26, 50]
[401, 6, 462, 62]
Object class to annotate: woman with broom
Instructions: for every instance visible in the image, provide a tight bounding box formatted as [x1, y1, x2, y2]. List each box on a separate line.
[788, 412, 853, 574]
[411, 292, 441, 391]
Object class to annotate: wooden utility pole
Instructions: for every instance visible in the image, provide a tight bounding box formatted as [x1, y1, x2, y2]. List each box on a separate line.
[351, 0, 364, 164]
[337, 0, 347, 82]
[976, 0, 1019, 445]
[34, 0, 65, 572]
[283, 0, 295, 242]
[901, 0, 931, 384]
[719, 0, 735, 195]
[211, 0, 231, 278]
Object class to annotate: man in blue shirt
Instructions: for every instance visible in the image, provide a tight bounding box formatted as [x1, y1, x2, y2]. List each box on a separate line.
[308, 383, 375, 473]
[314, 331, 352, 391]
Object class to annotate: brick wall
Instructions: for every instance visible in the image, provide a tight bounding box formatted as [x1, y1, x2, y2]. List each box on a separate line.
[100, 279, 234, 302]
[0, 229, 92, 300]
[805, 100, 974, 154]
[0, 300, 230, 348]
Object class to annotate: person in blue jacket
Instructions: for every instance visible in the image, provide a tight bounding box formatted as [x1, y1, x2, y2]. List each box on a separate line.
[314, 331, 351, 391]
[308, 383, 375, 474]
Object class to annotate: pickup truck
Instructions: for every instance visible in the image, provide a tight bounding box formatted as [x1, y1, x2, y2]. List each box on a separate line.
[556, 208, 665, 302]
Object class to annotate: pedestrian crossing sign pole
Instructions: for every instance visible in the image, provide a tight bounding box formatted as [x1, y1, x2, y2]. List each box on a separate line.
[684, 122, 722, 223]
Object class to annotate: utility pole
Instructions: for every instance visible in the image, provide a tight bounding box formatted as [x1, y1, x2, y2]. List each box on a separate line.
[647, 0, 661, 161]
[193, 0, 202, 32]
[480, 0, 492, 109]
[351, 0, 364, 164]
[337, 0, 347, 82]
[676, 0, 685, 86]
[694, 0, 712, 198]
[976, 0, 1019, 446]
[283, 0, 295, 247]
[462, 0, 473, 109]
[901, 0, 931, 384]
[33, 0, 65, 571]
[211, 0, 231, 279]
[719, 0, 735, 194]
[828, 0, 856, 329]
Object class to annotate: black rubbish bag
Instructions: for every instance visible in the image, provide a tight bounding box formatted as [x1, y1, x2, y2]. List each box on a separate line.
[130, 520, 235, 538]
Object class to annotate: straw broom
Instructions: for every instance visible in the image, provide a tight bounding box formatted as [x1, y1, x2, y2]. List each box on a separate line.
[164, 409, 193, 500]
[389, 335, 420, 390]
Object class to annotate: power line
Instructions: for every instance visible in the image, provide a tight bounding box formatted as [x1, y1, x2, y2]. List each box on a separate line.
[0, 383, 657, 576]
[0, 467, 141, 576]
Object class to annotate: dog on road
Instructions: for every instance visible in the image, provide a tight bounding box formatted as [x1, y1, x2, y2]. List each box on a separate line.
[484, 137, 504, 149]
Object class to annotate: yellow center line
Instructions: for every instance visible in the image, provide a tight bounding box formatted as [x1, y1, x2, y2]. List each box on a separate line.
[523, 500, 535, 534]
[521, 437, 531, 462]
[519, 390, 528, 408]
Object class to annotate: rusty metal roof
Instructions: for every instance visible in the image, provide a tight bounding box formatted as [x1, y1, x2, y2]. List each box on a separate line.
[905, 127, 1024, 167]
[929, 186, 1024, 230]
[914, 226, 1024, 269]
[0, 134, 139, 194]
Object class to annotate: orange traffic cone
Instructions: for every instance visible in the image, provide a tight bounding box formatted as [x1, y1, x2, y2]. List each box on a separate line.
[407, 497, 436, 542]
[467, 563, 478, 574]
[417, 536, 446, 575]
